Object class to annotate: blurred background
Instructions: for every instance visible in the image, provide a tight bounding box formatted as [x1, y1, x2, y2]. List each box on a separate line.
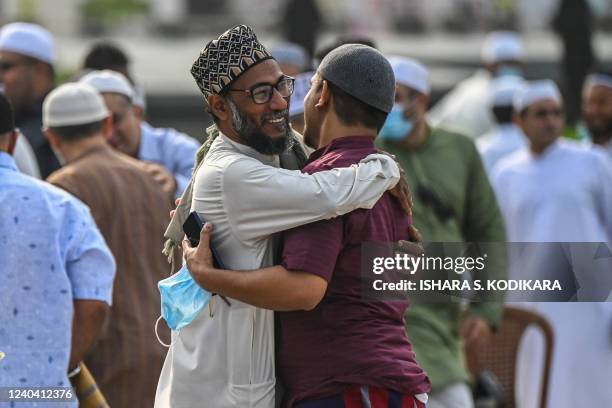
[2, 0, 611, 140]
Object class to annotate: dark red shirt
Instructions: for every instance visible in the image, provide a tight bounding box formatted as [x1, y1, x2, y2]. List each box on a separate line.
[280, 136, 431, 407]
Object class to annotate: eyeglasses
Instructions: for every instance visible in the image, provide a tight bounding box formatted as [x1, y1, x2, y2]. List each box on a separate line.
[229, 76, 295, 104]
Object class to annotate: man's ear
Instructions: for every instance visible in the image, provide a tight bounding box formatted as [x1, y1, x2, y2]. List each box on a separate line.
[43, 127, 61, 149]
[208, 95, 231, 121]
[417, 93, 430, 112]
[316, 80, 331, 108]
[133, 105, 145, 121]
[513, 112, 524, 130]
[100, 116, 114, 142]
[6, 130, 18, 155]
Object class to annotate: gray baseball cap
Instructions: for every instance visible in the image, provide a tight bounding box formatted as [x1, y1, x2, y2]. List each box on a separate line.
[318, 44, 395, 113]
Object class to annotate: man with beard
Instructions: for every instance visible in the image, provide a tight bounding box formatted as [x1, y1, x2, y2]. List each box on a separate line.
[155, 25, 402, 408]
[180, 44, 430, 408]
[583, 71, 612, 160]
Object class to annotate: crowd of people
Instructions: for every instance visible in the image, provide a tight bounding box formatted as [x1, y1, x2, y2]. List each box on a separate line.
[1, 18, 611, 408]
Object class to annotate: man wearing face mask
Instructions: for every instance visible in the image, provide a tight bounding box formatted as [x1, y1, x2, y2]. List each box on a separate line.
[378, 57, 506, 408]
[429, 31, 524, 139]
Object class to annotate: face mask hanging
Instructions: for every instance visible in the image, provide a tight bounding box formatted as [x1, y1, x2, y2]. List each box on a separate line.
[155, 265, 212, 347]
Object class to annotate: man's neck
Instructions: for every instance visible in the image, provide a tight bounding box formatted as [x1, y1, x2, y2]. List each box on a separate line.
[60, 135, 108, 163]
[591, 132, 612, 147]
[530, 139, 558, 157]
[399, 120, 429, 150]
[317, 116, 377, 149]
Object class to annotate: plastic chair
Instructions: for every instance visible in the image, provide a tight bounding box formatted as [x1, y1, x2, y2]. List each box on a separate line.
[465, 307, 554, 408]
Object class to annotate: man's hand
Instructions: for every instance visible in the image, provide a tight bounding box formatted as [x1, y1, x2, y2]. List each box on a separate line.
[69, 300, 109, 371]
[170, 198, 180, 219]
[377, 149, 421, 242]
[143, 162, 177, 197]
[460, 315, 492, 348]
[181, 222, 215, 290]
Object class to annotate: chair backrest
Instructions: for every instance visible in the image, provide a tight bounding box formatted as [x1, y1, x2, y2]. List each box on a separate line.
[465, 307, 554, 408]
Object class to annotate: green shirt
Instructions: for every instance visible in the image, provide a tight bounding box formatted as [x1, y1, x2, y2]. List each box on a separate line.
[377, 126, 506, 390]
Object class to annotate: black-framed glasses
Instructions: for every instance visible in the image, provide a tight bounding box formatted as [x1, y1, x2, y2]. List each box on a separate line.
[229, 76, 295, 104]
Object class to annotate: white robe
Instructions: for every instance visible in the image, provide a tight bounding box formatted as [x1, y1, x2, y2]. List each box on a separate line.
[428, 70, 494, 139]
[477, 123, 528, 175]
[491, 140, 612, 408]
[14, 135, 41, 178]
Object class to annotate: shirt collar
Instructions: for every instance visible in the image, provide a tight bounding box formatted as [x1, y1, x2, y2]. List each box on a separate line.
[529, 139, 561, 161]
[138, 122, 156, 161]
[308, 135, 375, 162]
[0, 151, 18, 171]
[219, 132, 279, 166]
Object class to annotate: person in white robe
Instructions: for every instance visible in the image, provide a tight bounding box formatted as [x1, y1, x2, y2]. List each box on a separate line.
[429, 31, 524, 139]
[583, 71, 612, 161]
[477, 76, 527, 174]
[491, 80, 612, 408]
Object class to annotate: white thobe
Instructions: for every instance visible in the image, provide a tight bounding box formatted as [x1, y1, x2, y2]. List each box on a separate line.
[14, 135, 41, 178]
[477, 124, 528, 175]
[154, 134, 400, 408]
[428, 70, 494, 139]
[491, 139, 612, 408]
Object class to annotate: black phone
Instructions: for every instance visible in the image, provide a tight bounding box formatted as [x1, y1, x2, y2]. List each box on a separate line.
[182, 211, 226, 269]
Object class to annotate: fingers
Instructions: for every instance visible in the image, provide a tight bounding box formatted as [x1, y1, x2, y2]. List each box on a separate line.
[181, 238, 193, 253]
[198, 222, 213, 249]
[175, 198, 181, 206]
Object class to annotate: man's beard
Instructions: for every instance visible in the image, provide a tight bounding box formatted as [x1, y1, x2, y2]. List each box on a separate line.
[586, 118, 612, 144]
[227, 98, 293, 155]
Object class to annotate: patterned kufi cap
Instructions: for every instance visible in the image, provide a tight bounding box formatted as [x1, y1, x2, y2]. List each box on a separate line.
[191, 25, 274, 100]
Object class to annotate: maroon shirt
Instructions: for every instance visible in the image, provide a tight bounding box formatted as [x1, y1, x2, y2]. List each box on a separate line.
[280, 136, 431, 407]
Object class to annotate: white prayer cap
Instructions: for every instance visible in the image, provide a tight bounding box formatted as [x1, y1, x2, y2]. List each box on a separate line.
[43, 83, 109, 127]
[132, 83, 147, 109]
[289, 71, 313, 117]
[489, 76, 525, 107]
[513, 80, 562, 113]
[0, 22, 55, 65]
[584, 73, 612, 90]
[79, 69, 134, 101]
[388, 56, 430, 95]
[481, 31, 523, 64]
[272, 43, 308, 69]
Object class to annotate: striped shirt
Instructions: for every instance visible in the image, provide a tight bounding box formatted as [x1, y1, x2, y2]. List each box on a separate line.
[47, 143, 173, 408]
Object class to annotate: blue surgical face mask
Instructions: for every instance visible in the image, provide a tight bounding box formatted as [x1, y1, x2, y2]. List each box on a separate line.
[157, 265, 211, 334]
[379, 104, 414, 141]
[496, 65, 523, 78]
